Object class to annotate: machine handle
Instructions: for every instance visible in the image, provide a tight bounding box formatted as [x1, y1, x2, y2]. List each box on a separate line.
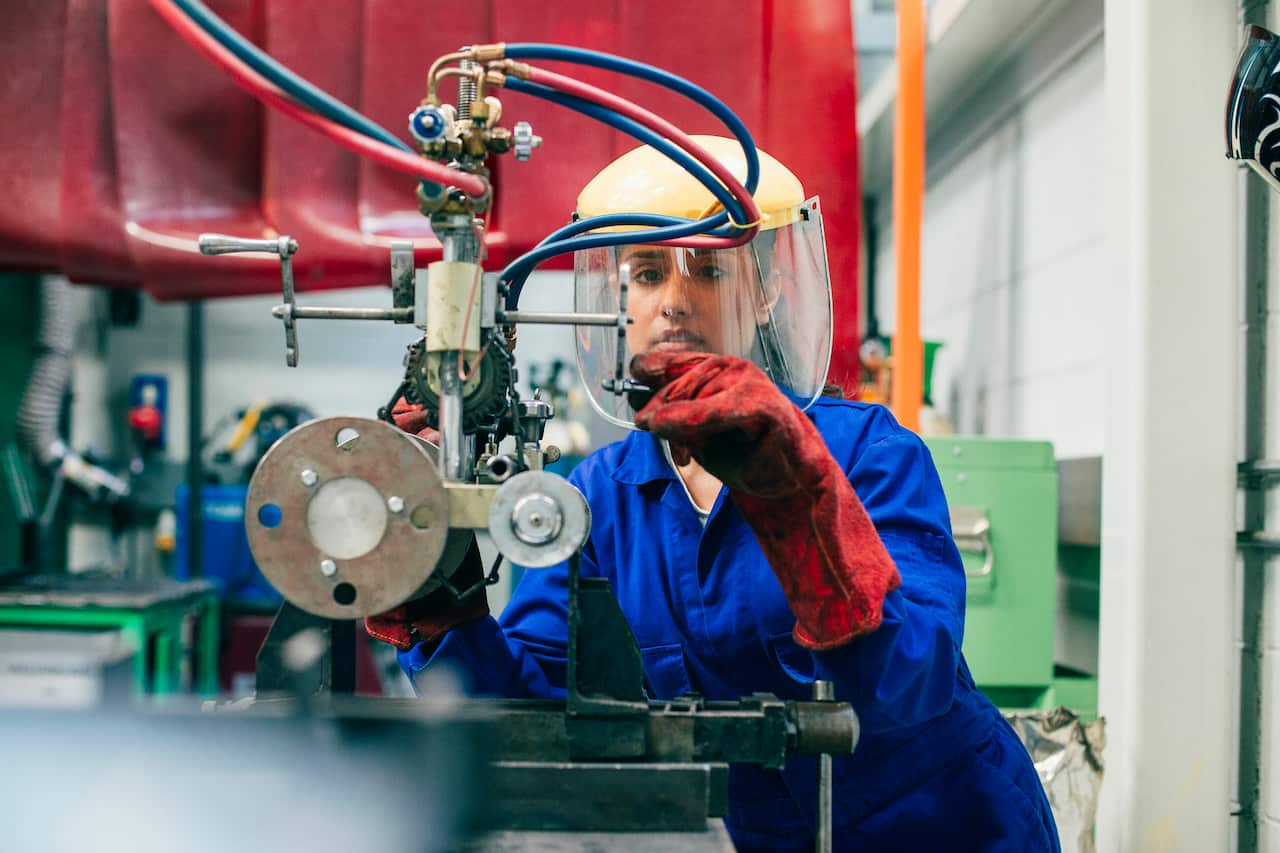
[198, 233, 298, 257]
[950, 505, 994, 578]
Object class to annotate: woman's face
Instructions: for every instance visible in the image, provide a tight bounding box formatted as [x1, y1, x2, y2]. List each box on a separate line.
[619, 244, 767, 361]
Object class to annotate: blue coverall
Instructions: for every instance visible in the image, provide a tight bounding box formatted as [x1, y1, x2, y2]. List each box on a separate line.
[400, 397, 1060, 851]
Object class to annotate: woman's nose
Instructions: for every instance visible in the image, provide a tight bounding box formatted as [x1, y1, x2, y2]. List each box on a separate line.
[658, 277, 693, 318]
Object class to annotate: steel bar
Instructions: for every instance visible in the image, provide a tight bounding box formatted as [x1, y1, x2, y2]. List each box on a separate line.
[271, 305, 412, 322]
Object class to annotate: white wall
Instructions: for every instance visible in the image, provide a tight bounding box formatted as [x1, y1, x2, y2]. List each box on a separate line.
[864, 2, 1250, 848]
[870, 20, 1106, 459]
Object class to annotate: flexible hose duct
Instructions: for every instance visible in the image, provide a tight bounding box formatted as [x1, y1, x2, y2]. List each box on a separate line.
[17, 277, 78, 468]
[16, 278, 130, 501]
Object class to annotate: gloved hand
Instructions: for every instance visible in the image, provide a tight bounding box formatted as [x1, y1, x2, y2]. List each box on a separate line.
[364, 538, 489, 650]
[364, 397, 488, 651]
[389, 397, 437, 440]
[630, 352, 902, 650]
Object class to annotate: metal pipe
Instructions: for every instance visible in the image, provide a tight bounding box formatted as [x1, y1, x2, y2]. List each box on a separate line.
[432, 216, 481, 483]
[1237, 7, 1271, 851]
[497, 310, 624, 327]
[890, 0, 926, 432]
[272, 305, 413, 322]
[438, 352, 466, 481]
[813, 679, 834, 853]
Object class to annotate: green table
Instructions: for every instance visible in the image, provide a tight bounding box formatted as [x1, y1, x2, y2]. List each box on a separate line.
[0, 575, 219, 696]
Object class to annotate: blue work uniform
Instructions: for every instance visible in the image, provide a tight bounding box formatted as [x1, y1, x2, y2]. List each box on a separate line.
[400, 398, 1060, 852]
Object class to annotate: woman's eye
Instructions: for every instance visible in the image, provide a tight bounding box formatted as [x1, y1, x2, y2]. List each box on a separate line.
[694, 265, 729, 281]
[633, 267, 665, 285]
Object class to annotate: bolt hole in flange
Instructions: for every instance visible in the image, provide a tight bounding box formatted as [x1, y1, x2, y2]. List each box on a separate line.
[333, 583, 357, 606]
[335, 427, 360, 451]
[257, 503, 283, 528]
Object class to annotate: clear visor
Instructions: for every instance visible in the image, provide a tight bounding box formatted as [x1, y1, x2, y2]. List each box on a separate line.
[574, 197, 833, 428]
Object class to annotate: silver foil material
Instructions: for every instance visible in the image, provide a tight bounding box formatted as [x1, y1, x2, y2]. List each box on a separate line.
[1006, 707, 1106, 853]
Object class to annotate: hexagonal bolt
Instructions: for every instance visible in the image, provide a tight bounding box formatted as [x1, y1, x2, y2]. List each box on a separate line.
[301, 469, 318, 487]
[320, 558, 337, 577]
[387, 495, 405, 513]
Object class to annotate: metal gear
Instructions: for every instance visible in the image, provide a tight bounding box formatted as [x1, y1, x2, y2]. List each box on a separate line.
[402, 338, 512, 434]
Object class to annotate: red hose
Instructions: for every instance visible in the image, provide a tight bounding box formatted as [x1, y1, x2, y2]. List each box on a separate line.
[524, 67, 761, 249]
[147, 0, 488, 198]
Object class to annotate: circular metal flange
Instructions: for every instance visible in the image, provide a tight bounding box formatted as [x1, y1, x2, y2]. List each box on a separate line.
[245, 416, 450, 618]
[487, 471, 591, 568]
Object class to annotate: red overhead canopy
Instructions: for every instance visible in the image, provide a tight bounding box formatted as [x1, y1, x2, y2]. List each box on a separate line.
[0, 0, 861, 387]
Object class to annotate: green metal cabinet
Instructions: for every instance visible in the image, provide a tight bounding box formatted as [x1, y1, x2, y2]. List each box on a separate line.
[924, 437, 1058, 690]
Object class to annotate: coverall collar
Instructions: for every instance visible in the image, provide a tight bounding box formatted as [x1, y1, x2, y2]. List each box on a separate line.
[609, 431, 678, 487]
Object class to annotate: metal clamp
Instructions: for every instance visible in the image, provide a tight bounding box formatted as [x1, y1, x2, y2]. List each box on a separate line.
[601, 263, 649, 396]
[950, 506, 994, 578]
[390, 240, 416, 323]
[199, 233, 301, 366]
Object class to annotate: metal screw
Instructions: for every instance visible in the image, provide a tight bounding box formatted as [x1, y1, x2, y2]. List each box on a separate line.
[528, 513, 543, 528]
[387, 495, 405, 513]
[301, 469, 318, 487]
[320, 559, 337, 577]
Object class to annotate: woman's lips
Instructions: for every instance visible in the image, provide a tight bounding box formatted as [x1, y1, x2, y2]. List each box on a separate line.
[649, 331, 708, 352]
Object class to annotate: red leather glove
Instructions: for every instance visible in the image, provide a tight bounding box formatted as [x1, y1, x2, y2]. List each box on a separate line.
[631, 352, 902, 650]
[363, 397, 489, 651]
[389, 397, 436, 439]
[364, 538, 489, 651]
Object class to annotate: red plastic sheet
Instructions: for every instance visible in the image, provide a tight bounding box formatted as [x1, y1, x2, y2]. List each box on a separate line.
[0, 0, 862, 387]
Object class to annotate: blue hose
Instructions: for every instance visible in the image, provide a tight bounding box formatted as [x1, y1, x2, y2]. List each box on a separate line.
[505, 43, 759, 193]
[171, 0, 411, 154]
[501, 78, 756, 306]
[503, 78, 747, 226]
[502, 212, 735, 308]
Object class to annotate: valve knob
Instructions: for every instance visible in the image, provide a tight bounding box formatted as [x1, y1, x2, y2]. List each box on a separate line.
[513, 121, 541, 161]
[409, 105, 448, 144]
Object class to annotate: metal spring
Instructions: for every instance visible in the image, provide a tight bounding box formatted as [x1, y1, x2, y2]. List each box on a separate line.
[458, 59, 479, 121]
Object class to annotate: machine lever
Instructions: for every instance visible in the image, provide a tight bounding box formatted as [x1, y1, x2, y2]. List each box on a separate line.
[198, 233, 298, 257]
[199, 233, 301, 367]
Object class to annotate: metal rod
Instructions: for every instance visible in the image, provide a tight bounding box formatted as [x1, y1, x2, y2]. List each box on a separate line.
[438, 351, 466, 481]
[813, 679, 834, 853]
[272, 305, 413, 322]
[186, 301, 205, 579]
[497, 310, 626, 327]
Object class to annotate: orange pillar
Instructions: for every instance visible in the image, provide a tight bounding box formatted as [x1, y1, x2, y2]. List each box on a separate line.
[891, 0, 926, 432]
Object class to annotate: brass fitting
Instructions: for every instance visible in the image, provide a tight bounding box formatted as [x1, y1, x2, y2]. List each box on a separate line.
[486, 126, 513, 154]
[468, 43, 507, 62]
[497, 60, 533, 81]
